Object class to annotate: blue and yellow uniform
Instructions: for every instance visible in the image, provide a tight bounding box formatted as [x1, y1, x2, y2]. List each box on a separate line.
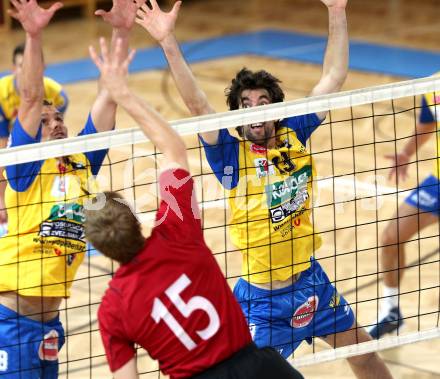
[0, 75, 68, 139]
[201, 114, 354, 358]
[404, 76, 440, 215]
[0, 115, 107, 378]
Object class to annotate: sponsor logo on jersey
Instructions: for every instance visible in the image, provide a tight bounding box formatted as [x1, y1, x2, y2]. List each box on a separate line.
[265, 166, 311, 223]
[250, 143, 268, 155]
[38, 329, 59, 361]
[290, 295, 319, 328]
[38, 203, 85, 242]
[254, 158, 275, 178]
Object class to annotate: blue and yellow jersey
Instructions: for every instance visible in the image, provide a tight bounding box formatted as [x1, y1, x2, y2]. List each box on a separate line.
[0, 74, 69, 139]
[201, 114, 323, 283]
[419, 72, 440, 178]
[0, 115, 107, 297]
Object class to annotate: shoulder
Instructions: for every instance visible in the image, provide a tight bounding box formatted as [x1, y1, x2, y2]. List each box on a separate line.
[43, 76, 62, 90]
[0, 75, 14, 97]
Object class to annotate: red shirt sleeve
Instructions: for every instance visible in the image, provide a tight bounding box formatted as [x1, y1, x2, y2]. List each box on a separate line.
[155, 168, 202, 238]
[98, 289, 136, 372]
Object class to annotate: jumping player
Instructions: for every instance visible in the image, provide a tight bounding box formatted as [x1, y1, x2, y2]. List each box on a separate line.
[0, 43, 69, 225]
[0, 0, 140, 377]
[136, 0, 393, 378]
[369, 73, 440, 338]
[85, 37, 305, 379]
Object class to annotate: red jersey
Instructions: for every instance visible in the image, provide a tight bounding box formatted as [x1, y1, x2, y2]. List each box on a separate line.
[98, 168, 252, 378]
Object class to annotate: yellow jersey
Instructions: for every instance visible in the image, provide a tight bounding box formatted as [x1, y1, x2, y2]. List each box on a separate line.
[0, 74, 68, 138]
[0, 116, 107, 297]
[201, 114, 323, 283]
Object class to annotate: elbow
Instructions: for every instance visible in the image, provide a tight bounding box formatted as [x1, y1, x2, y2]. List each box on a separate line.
[20, 87, 44, 106]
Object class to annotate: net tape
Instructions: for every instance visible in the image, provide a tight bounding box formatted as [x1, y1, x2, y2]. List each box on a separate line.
[0, 75, 439, 167]
[291, 328, 440, 367]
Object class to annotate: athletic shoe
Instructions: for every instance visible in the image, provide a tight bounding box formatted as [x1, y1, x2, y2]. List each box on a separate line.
[368, 306, 403, 339]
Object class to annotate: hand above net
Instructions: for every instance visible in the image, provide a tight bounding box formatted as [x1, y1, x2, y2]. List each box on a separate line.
[95, 0, 143, 31]
[8, 0, 63, 36]
[135, 0, 182, 44]
[89, 38, 136, 102]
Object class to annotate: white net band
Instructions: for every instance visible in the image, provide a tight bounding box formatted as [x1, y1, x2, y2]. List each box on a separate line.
[0, 75, 439, 167]
[291, 328, 440, 367]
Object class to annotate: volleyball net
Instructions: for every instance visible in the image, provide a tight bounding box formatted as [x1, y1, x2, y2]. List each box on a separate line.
[0, 75, 439, 377]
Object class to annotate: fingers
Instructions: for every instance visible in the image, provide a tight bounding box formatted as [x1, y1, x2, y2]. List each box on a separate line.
[48, 1, 64, 14]
[99, 37, 110, 63]
[88, 45, 103, 71]
[9, 0, 21, 10]
[388, 169, 396, 181]
[133, 0, 145, 9]
[171, 1, 182, 16]
[94, 9, 106, 16]
[7, 9, 19, 20]
[125, 48, 137, 67]
[149, 0, 159, 10]
[95, 9, 110, 22]
[140, 2, 150, 14]
[136, 7, 146, 20]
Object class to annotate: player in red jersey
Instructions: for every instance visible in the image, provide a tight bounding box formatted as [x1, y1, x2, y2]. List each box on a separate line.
[85, 38, 305, 379]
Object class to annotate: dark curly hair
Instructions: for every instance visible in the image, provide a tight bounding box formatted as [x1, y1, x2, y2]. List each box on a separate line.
[225, 68, 285, 137]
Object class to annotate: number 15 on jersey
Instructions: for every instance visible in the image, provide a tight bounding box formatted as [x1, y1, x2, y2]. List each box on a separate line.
[151, 274, 220, 350]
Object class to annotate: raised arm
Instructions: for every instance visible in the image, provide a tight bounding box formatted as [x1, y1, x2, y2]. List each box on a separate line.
[89, 38, 189, 171]
[8, 0, 63, 138]
[310, 0, 349, 120]
[90, 0, 141, 132]
[135, 0, 218, 145]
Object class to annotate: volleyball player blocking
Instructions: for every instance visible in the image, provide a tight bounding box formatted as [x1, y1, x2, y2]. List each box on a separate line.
[136, 0, 393, 378]
[85, 37, 304, 379]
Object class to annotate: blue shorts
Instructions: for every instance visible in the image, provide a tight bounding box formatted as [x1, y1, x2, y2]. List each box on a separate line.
[233, 258, 354, 358]
[0, 304, 65, 379]
[405, 175, 440, 216]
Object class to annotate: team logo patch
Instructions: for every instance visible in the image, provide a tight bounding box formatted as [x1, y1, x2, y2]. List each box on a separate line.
[254, 158, 275, 178]
[329, 291, 341, 311]
[290, 296, 319, 328]
[38, 330, 59, 361]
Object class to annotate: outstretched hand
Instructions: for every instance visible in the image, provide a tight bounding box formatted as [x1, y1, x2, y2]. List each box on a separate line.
[8, 0, 63, 36]
[320, 0, 348, 9]
[136, 0, 182, 43]
[95, 0, 142, 31]
[89, 38, 136, 100]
